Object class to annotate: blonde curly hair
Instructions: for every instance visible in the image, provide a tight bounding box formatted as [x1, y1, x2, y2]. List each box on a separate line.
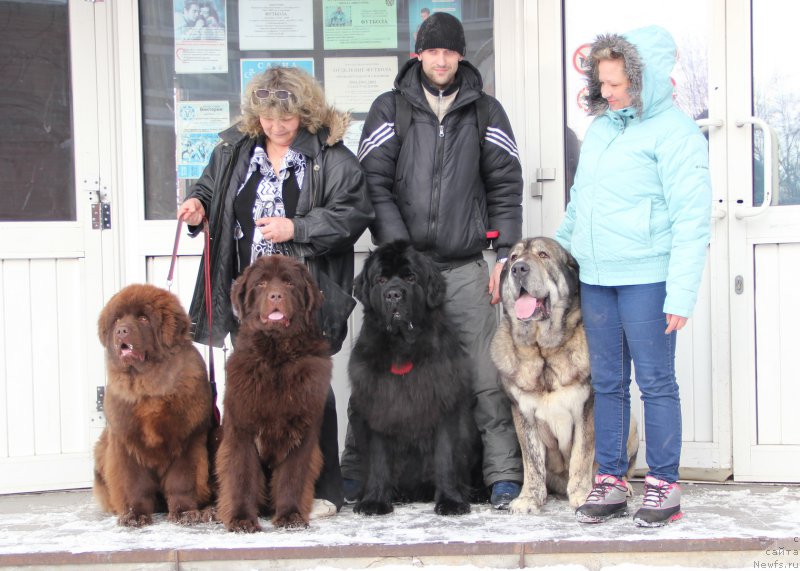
[239, 67, 332, 138]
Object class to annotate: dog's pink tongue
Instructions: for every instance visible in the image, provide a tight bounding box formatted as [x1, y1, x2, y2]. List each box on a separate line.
[268, 311, 284, 321]
[515, 294, 538, 319]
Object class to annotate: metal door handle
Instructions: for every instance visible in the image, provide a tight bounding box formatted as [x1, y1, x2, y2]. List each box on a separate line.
[735, 117, 778, 219]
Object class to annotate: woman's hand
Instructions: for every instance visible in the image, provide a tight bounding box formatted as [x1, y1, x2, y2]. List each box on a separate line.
[177, 198, 205, 226]
[665, 313, 688, 334]
[256, 217, 295, 243]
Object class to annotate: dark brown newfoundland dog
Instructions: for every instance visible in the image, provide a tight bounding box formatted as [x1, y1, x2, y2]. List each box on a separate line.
[348, 241, 479, 516]
[94, 284, 213, 527]
[215, 255, 332, 532]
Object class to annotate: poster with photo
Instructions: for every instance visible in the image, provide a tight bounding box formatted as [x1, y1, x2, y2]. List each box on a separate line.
[324, 57, 397, 113]
[407, 0, 461, 55]
[239, 0, 314, 50]
[173, 0, 228, 74]
[323, 0, 397, 50]
[176, 101, 230, 179]
[240, 59, 316, 95]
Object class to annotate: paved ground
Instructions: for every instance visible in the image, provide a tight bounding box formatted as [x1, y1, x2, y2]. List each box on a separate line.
[0, 481, 798, 569]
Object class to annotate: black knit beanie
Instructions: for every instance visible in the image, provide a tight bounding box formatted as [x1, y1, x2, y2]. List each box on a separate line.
[414, 12, 466, 56]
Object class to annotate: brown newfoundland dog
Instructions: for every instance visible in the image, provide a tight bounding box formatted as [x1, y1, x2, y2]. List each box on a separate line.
[215, 255, 332, 532]
[94, 284, 213, 527]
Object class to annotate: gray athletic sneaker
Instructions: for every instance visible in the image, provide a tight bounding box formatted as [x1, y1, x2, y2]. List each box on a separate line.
[575, 474, 631, 523]
[633, 475, 683, 527]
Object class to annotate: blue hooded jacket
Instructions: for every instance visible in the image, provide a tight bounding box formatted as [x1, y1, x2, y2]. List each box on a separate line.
[555, 26, 711, 317]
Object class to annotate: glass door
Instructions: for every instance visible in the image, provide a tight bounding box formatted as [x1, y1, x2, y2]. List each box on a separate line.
[728, 0, 800, 481]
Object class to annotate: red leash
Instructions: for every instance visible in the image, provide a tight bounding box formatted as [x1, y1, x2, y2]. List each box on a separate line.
[168, 218, 221, 427]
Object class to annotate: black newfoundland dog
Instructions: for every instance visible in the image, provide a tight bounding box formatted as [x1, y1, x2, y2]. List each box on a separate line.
[348, 241, 479, 516]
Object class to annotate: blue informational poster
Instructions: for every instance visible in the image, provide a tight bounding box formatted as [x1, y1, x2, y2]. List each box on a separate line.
[240, 59, 316, 95]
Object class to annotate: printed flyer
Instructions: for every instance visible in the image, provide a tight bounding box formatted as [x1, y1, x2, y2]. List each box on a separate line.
[176, 101, 230, 179]
[173, 0, 228, 74]
[324, 57, 397, 113]
[239, 0, 314, 50]
[323, 0, 398, 50]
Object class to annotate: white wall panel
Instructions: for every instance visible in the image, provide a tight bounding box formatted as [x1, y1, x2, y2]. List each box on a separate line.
[777, 243, 800, 445]
[0, 262, 7, 459]
[29, 259, 62, 455]
[57, 259, 89, 454]
[3, 260, 35, 457]
[756, 242, 800, 446]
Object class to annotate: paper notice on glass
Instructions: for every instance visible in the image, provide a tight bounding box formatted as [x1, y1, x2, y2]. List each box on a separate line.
[240, 58, 316, 95]
[324, 57, 397, 114]
[239, 0, 314, 51]
[323, 0, 397, 50]
[176, 101, 230, 179]
[173, 0, 229, 74]
[342, 120, 365, 157]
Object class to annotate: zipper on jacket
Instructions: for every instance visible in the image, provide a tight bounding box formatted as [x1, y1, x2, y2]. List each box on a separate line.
[428, 121, 446, 248]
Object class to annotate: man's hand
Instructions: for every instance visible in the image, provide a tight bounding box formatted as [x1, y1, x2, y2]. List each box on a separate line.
[665, 313, 688, 334]
[489, 261, 504, 305]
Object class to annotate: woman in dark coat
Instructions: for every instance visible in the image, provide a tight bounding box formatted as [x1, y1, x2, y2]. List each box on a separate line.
[178, 66, 374, 512]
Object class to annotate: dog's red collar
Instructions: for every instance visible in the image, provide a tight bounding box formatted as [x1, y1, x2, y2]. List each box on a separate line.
[390, 362, 413, 376]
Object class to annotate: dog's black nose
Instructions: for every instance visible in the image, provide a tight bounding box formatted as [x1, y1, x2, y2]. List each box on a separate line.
[511, 261, 530, 277]
[384, 287, 404, 303]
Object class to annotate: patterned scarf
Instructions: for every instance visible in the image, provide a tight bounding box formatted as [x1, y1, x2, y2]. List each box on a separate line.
[234, 140, 306, 259]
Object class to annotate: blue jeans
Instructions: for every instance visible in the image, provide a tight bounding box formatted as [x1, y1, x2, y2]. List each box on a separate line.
[580, 282, 681, 483]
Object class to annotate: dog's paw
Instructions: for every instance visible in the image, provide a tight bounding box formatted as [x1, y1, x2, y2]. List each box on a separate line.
[168, 507, 215, 525]
[434, 498, 471, 516]
[118, 510, 152, 527]
[225, 517, 261, 533]
[273, 511, 309, 529]
[354, 499, 393, 516]
[508, 495, 544, 515]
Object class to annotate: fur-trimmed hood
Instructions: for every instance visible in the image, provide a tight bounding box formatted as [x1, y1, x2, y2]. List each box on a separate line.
[320, 107, 350, 146]
[586, 26, 677, 119]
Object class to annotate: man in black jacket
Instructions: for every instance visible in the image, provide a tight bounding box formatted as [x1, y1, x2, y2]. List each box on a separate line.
[343, 12, 524, 509]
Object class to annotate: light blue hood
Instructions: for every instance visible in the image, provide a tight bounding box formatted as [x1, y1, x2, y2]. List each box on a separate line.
[586, 25, 677, 120]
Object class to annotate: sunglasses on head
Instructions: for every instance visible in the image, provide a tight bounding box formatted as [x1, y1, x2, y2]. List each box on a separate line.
[254, 89, 294, 102]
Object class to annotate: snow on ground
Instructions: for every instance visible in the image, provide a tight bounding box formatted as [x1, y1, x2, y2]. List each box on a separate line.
[308, 566, 757, 571]
[0, 482, 798, 557]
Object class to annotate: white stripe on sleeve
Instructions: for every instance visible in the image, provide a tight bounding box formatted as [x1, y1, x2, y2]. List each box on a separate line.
[358, 122, 395, 161]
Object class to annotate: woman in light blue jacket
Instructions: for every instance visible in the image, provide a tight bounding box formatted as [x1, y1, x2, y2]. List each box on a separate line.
[555, 26, 711, 527]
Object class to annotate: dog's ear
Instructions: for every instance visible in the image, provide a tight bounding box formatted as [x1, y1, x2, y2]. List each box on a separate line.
[156, 290, 191, 348]
[304, 269, 324, 328]
[97, 294, 116, 346]
[422, 255, 446, 309]
[230, 266, 251, 321]
[353, 254, 372, 309]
